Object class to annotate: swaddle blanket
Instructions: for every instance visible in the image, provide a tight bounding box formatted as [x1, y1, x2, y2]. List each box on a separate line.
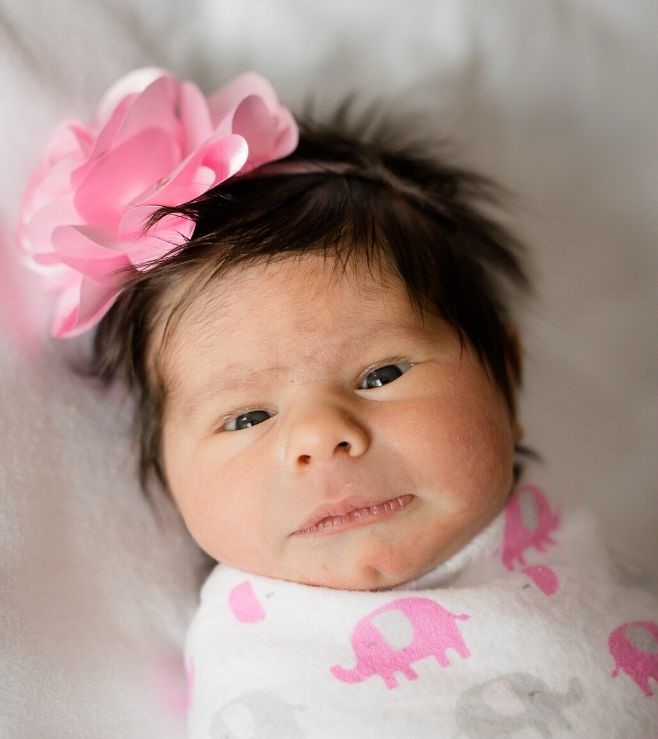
[185, 480, 658, 738]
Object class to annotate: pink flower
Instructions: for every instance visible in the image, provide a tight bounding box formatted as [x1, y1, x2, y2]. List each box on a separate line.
[17, 67, 298, 337]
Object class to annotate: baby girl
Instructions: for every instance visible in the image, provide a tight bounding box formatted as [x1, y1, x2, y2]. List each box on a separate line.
[19, 68, 658, 738]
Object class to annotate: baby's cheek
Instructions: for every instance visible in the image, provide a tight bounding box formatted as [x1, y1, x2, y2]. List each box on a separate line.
[178, 493, 225, 559]
[198, 484, 278, 571]
[411, 394, 513, 492]
[169, 462, 237, 560]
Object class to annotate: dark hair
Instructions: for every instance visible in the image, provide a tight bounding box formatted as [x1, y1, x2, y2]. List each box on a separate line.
[91, 110, 531, 504]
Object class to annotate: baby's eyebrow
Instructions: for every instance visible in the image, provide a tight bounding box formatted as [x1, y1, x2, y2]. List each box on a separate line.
[170, 364, 288, 421]
[210, 365, 287, 394]
[169, 324, 441, 422]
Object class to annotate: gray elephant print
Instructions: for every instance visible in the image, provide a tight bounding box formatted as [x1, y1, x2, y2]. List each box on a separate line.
[210, 690, 305, 739]
[455, 672, 583, 738]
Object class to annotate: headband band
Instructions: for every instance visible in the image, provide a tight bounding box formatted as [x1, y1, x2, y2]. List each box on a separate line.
[248, 160, 354, 177]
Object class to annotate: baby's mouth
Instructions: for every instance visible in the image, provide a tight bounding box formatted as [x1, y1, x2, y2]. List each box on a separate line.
[292, 494, 415, 536]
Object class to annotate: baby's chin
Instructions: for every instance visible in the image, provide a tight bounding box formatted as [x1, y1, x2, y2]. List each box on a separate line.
[284, 539, 446, 591]
[288, 562, 433, 591]
[322, 567, 424, 592]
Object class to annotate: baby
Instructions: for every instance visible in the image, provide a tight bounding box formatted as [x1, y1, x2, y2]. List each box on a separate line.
[19, 69, 658, 738]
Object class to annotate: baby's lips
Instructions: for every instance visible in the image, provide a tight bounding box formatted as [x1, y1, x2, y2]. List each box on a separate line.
[294, 494, 414, 533]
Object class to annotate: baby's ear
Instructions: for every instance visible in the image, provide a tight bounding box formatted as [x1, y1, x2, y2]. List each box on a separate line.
[504, 324, 523, 388]
[504, 324, 524, 444]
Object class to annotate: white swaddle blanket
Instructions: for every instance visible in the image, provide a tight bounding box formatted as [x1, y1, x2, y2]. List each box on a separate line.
[185, 478, 658, 738]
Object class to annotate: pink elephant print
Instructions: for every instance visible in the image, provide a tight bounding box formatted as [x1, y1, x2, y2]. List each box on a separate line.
[228, 581, 266, 623]
[499, 483, 559, 571]
[521, 564, 560, 596]
[609, 620, 658, 697]
[330, 596, 470, 689]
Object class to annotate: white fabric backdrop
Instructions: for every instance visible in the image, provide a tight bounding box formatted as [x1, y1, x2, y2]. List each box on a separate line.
[1, 1, 656, 736]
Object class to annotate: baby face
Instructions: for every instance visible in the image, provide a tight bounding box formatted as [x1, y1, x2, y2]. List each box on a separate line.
[161, 254, 519, 590]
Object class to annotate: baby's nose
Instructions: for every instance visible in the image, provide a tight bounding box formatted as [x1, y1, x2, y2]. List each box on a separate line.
[284, 402, 369, 468]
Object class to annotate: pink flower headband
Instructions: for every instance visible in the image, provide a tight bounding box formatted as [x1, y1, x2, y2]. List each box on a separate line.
[17, 68, 299, 338]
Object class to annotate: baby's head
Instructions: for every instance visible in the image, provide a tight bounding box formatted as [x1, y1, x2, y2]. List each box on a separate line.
[93, 118, 529, 591]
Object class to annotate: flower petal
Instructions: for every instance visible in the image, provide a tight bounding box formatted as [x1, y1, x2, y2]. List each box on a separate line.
[207, 72, 284, 131]
[19, 194, 79, 258]
[73, 73, 179, 190]
[20, 156, 79, 225]
[51, 225, 131, 279]
[44, 120, 94, 165]
[202, 134, 250, 184]
[73, 128, 179, 223]
[76, 274, 125, 332]
[71, 95, 134, 190]
[233, 95, 298, 168]
[53, 272, 125, 338]
[180, 80, 213, 155]
[130, 134, 249, 214]
[95, 67, 172, 124]
[111, 75, 181, 149]
[121, 211, 195, 266]
[51, 278, 83, 338]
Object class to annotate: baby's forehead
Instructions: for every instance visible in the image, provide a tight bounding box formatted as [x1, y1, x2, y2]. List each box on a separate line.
[171, 255, 417, 332]
[155, 255, 439, 387]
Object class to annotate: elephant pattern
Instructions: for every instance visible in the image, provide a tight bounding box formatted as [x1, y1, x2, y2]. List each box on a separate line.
[187, 481, 658, 736]
[330, 596, 470, 689]
[499, 483, 560, 571]
[209, 690, 305, 739]
[455, 672, 583, 738]
[228, 581, 266, 623]
[608, 620, 658, 697]
[497, 483, 561, 595]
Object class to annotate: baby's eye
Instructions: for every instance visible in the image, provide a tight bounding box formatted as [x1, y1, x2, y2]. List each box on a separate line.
[223, 409, 273, 432]
[359, 363, 411, 389]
